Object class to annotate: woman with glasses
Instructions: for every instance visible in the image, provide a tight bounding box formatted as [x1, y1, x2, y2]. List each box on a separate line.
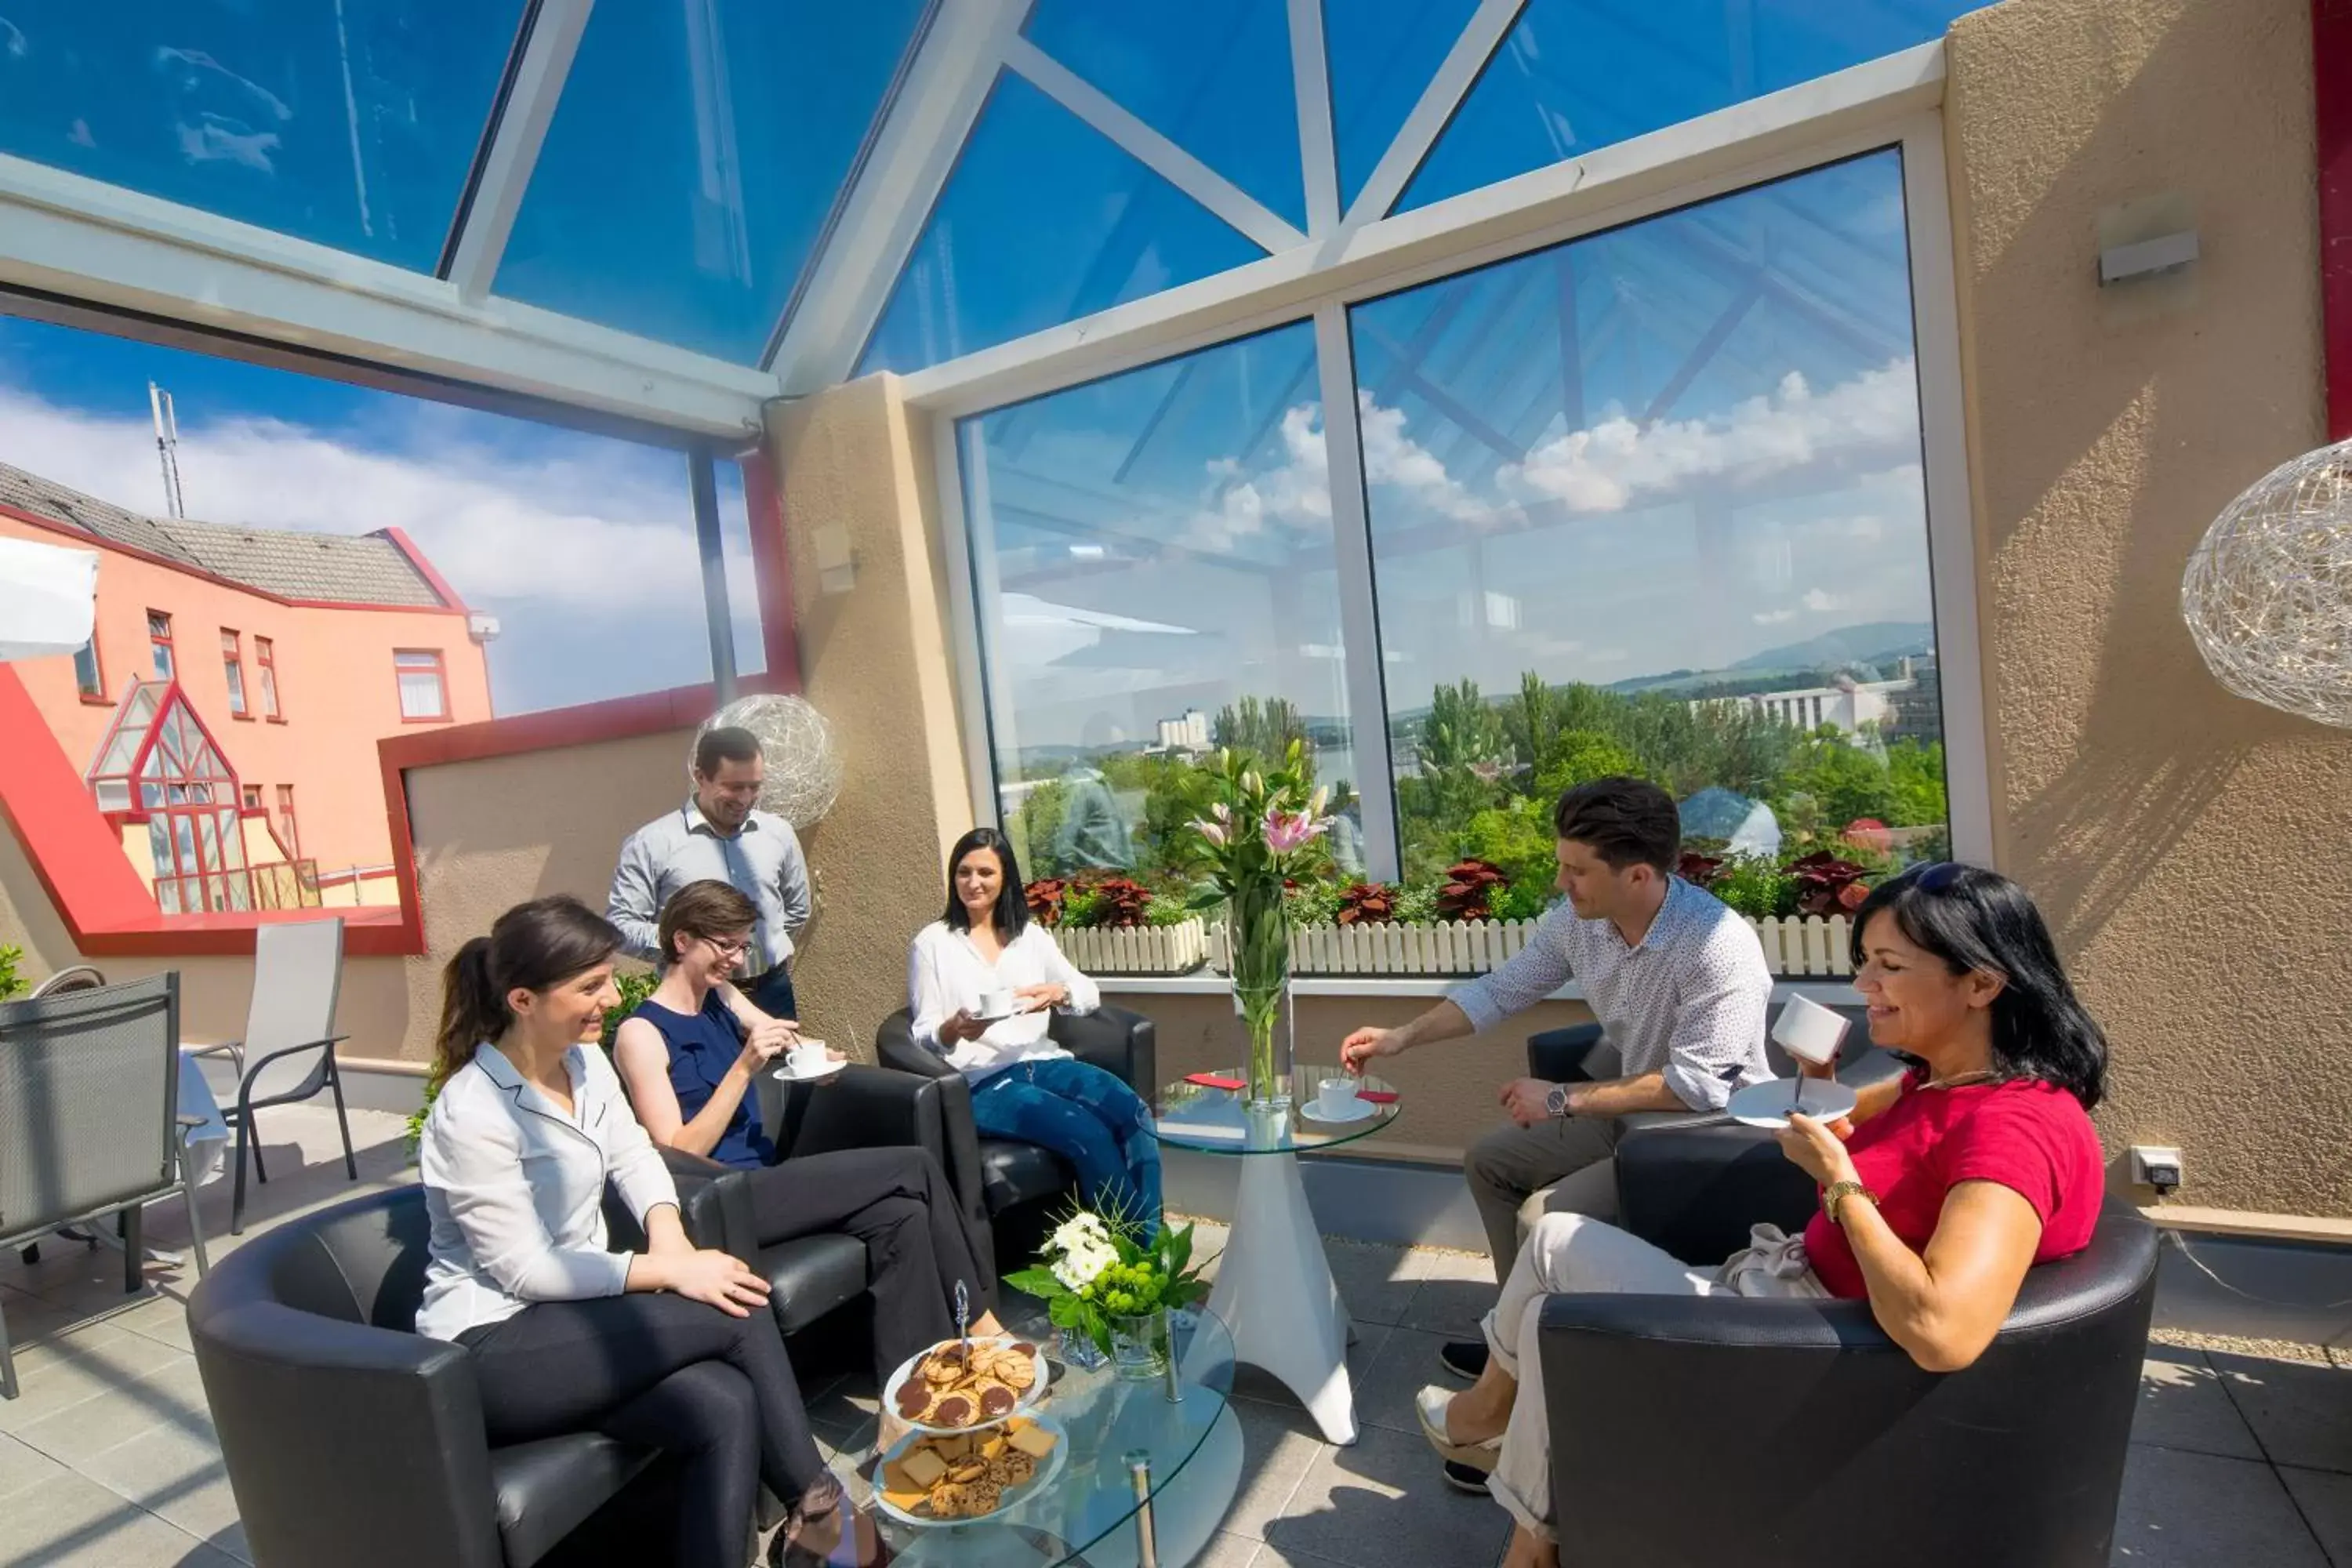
[1416, 864, 2110, 1568]
[612, 879, 1007, 1381]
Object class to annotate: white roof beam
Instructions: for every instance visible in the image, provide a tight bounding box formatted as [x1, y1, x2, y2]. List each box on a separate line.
[442, 0, 595, 303]
[1289, 0, 1342, 238]
[767, 0, 1033, 393]
[1341, 0, 1525, 230]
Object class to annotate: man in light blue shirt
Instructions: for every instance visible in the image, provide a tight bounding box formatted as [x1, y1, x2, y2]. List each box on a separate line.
[608, 727, 811, 1019]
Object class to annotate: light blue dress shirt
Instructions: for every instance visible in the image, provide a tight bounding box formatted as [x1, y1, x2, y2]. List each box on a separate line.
[607, 797, 811, 974]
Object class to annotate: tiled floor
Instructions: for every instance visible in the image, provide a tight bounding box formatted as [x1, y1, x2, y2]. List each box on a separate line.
[5, 1108, 2352, 1567]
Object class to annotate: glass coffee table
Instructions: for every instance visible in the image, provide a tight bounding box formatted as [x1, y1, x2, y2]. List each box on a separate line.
[1149, 1066, 1401, 1446]
[776, 1308, 1242, 1567]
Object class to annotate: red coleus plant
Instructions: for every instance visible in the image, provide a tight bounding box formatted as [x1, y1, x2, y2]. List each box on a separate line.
[1086, 877, 1154, 928]
[1786, 851, 1872, 917]
[1676, 850, 1726, 887]
[1436, 858, 1509, 923]
[1336, 882, 1401, 925]
[1025, 878, 1071, 927]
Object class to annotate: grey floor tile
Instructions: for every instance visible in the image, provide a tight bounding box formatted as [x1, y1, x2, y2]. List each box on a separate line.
[1191, 1530, 1265, 1567]
[2135, 1348, 2264, 1460]
[1396, 1252, 1497, 1340]
[75, 1417, 239, 1541]
[0, 1429, 70, 1504]
[2280, 1466, 2352, 1567]
[2212, 1352, 2352, 1474]
[107, 1294, 197, 1354]
[1323, 1242, 1421, 1328]
[1262, 1421, 1511, 1568]
[1229, 1321, 1392, 1420]
[0, 1333, 190, 1437]
[11, 1357, 210, 1467]
[1248, 1547, 1366, 1568]
[205, 1523, 252, 1566]
[0, 1467, 238, 1567]
[1221, 1398, 1327, 1541]
[1349, 1325, 1458, 1439]
[2109, 1443, 2328, 1566]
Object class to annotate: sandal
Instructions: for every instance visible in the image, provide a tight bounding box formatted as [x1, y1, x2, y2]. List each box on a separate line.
[1416, 1385, 1501, 1472]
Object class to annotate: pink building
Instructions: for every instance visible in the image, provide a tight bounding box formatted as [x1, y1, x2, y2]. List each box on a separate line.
[0, 461, 492, 909]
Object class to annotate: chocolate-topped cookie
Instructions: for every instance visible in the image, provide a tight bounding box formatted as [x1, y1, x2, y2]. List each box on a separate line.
[932, 1395, 975, 1428]
[1009, 1341, 1036, 1359]
[893, 1381, 933, 1419]
[978, 1384, 1017, 1418]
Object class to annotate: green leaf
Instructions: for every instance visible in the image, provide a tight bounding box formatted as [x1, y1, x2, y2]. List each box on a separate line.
[1047, 1293, 1083, 1329]
[1163, 1224, 1194, 1277]
[1002, 1267, 1063, 1298]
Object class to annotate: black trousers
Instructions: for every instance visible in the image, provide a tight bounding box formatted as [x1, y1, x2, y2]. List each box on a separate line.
[746, 1146, 987, 1381]
[458, 1291, 824, 1568]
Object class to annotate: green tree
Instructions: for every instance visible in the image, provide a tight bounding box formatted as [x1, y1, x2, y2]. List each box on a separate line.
[1533, 729, 1643, 801]
[1504, 672, 1561, 771]
[1006, 779, 1069, 876]
[1212, 696, 1308, 767]
[1777, 729, 1896, 830]
[1420, 680, 1506, 771]
[1886, 739, 1948, 828]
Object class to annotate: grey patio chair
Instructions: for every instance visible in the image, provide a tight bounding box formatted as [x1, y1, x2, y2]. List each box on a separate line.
[187, 917, 355, 1235]
[0, 972, 209, 1398]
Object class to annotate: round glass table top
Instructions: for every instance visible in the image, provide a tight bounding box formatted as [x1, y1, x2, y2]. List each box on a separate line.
[776, 1306, 1240, 1567]
[1149, 1066, 1401, 1156]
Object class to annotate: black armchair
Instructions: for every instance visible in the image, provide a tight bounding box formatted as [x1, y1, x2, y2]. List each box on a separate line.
[1534, 1150, 2158, 1567]
[190, 1185, 690, 1568]
[875, 1004, 1156, 1282]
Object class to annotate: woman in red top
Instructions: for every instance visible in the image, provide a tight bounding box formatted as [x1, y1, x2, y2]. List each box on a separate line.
[1417, 863, 2108, 1568]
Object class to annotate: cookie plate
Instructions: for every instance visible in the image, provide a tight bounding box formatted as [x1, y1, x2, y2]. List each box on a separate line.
[869, 1413, 1069, 1530]
[879, 1334, 1051, 1435]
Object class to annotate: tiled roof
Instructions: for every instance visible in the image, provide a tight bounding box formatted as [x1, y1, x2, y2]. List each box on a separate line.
[0, 460, 449, 609]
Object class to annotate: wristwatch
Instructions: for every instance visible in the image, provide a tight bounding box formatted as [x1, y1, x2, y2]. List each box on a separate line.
[1544, 1083, 1573, 1119]
[1823, 1178, 1877, 1227]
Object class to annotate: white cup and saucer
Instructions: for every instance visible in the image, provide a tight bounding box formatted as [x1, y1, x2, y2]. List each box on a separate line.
[1301, 1075, 1376, 1124]
[1727, 996, 1857, 1127]
[971, 988, 1020, 1023]
[772, 1038, 845, 1084]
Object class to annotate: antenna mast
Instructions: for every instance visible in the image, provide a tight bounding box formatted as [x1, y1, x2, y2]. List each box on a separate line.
[148, 382, 185, 519]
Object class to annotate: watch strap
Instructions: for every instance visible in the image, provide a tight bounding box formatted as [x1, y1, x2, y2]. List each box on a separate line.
[1823, 1178, 1876, 1226]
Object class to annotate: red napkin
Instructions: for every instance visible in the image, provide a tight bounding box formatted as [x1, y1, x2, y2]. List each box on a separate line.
[1356, 1090, 1399, 1105]
[1185, 1073, 1247, 1091]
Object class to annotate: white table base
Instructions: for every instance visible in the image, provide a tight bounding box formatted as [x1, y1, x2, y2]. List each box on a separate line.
[1204, 1147, 1359, 1446]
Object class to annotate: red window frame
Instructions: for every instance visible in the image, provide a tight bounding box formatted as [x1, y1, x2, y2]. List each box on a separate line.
[254, 634, 282, 720]
[394, 648, 450, 723]
[222, 629, 249, 718]
[147, 610, 174, 680]
[277, 784, 300, 858]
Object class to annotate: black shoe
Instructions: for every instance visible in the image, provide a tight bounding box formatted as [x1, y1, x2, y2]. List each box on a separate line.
[1440, 1458, 1493, 1495]
[1439, 1339, 1488, 1381]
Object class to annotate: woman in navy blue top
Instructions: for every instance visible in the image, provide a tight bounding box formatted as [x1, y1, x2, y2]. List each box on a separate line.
[612, 880, 1005, 1378]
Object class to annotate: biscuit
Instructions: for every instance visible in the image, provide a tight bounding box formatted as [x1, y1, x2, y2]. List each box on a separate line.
[893, 1381, 934, 1420]
[978, 1384, 1017, 1419]
[897, 1447, 948, 1490]
[1007, 1424, 1058, 1458]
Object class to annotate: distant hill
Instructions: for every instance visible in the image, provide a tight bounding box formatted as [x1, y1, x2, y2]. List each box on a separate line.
[1731, 622, 1933, 673]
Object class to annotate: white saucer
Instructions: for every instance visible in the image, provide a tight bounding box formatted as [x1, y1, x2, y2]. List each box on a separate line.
[1726, 1077, 1857, 1129]
[771, 1058, 847, 1084]
[1301, 1098, 1380, 1125]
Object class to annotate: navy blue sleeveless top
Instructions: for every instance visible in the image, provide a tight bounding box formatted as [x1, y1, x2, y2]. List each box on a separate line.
[630, 990, 775, 1168]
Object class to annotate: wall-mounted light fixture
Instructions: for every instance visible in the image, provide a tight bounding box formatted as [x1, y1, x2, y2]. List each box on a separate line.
[2100, 229, 2200, 286]
[812, 521, 857, 595]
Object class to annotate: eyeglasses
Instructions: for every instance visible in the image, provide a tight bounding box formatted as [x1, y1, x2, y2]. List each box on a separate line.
[699, 934, 753, 961]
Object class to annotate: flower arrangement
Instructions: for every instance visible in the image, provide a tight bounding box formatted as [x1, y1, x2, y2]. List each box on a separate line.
[1002, 1209, 1211, 1357]
[1184, 743, 1332, 1106]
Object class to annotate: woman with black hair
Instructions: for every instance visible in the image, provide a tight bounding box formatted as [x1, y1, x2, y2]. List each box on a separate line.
[908, 828, 1162, 1226]
[414, 895, 838, 1568]
[1416, 863, 2110, 1568]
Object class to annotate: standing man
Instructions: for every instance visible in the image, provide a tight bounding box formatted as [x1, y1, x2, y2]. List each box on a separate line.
[609, 726, 811, 1021]
[1339, 777, 1773, 1381]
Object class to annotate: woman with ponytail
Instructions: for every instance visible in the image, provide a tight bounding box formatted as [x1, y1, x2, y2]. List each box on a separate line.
[415, 896, 837, 1568]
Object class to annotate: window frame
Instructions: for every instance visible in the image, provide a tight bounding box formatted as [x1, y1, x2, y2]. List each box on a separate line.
[221, 628, 250, 718]
[394, 648, 452, 724]
[909, 88, 1991, 879]
[254, 634, 283, 721]
[276, 783, 301, 860]
[146, 609, 174, 681]
[73, 633, 107, 704]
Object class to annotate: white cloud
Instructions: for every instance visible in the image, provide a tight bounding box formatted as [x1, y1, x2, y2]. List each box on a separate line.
[1503, 359, 1921, 514]
[1752, 608, 1798, 626]
[1802, 589, 1843, 613]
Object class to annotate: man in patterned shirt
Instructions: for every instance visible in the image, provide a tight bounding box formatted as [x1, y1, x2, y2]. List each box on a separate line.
[1341, 777, 1773, 1381]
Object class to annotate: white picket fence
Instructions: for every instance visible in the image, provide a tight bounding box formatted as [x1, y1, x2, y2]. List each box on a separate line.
[1203, 913, 1856, 979]
[1047, 917, 1210, 975]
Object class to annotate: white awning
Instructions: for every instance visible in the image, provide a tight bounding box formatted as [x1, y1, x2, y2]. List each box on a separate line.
[0, 535, 99, 662]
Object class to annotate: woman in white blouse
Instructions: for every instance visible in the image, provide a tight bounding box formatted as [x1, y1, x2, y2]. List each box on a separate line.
[416, 895, 837, 1568]
[909, 828, 1162, 1227]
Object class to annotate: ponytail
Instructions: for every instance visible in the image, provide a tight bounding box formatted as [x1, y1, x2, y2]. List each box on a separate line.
[428, 897, 623, 1098]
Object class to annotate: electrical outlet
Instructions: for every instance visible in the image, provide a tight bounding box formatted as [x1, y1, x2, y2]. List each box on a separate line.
[2130, 1145, 2185, 1190]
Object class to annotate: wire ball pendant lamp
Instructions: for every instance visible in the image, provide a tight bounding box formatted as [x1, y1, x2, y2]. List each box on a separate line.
[693, 694, 844, 829]
[2182, 437, 2352, 728]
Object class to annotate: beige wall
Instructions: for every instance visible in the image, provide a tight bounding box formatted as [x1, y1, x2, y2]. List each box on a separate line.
[1947, 0, 2350, 1214]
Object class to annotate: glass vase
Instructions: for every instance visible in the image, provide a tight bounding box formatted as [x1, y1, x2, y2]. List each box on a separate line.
[1057, 1323, 1109, 1372]
[1109, 1309, 1171, 1382]
[1230, 875, 1294, 1111]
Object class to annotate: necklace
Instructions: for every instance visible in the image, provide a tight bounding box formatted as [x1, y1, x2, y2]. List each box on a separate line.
[1920, 1069, 2002, 1091]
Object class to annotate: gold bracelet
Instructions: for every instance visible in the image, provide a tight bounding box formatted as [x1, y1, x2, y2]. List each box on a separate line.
[1824, 1179, 1877, 1227]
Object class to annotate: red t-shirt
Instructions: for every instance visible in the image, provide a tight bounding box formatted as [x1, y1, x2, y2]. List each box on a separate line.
[1802, 1075, 2104, 1299]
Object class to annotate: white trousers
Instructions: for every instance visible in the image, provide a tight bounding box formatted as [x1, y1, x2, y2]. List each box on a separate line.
[1480, 1213, 1828, 1541]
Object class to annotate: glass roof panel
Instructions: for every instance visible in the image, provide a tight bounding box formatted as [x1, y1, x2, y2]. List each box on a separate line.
[1399, 0, 1975, 213]
[0, 0, 524, 271]
[495, 0, 927, 363]
[1323, 0, 1483, 213]
[858, 71, 1266, 379]
[1025, 0, 1306, 231]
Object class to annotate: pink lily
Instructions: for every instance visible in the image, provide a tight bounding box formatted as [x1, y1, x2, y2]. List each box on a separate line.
[1192, 818, 1229, 848]
[1262, 808, 1327, 855]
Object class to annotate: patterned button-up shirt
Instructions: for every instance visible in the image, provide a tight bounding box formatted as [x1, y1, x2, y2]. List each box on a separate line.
[607, 799, 811, 975]
[1449, 877, 1773, 1112]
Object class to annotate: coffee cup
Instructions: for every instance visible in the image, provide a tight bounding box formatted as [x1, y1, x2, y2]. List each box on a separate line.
[976, 989, 1014, 1019]
[1315, 1076, 1361, 1119]
[1772, 995, 1849, 1069]
[786, 1040, 829, 1075]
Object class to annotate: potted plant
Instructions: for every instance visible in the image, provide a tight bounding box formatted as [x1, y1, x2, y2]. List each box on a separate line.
[1003, 1208, 1211, 1379]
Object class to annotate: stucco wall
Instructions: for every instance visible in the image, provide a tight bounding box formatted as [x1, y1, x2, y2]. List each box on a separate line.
[1947, 0, 2349, 1214]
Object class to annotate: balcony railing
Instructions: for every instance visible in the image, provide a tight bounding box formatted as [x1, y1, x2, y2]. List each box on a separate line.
[156, 859, 321, 916]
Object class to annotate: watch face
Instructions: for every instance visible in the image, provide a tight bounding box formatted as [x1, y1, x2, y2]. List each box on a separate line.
[1545, 1085, 1570, 1117]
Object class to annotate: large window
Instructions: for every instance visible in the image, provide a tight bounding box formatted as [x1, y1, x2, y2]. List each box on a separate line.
[394, 650, 451, 721]
[956, 321, 1369, 884]
[254, 636, 281, 719]
[222, 629, 249, 717]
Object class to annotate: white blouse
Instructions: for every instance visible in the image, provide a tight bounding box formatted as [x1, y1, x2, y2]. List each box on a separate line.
[413, 1041, 678, 1342]
[908, 920, 1101, 1078]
